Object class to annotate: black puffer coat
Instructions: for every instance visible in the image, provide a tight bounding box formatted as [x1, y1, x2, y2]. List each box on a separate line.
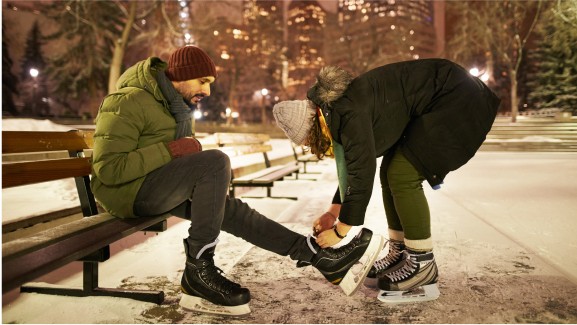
[307, 59, 500, 226]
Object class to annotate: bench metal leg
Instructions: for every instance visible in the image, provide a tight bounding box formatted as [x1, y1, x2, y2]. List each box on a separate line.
[301, 162, 321, 175]
[20, 261, 164, 304]
[282, 171, 317, 182]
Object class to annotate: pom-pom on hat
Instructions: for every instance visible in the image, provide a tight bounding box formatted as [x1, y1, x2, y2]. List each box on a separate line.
[273, 100, 316, 145]
[166, 46, 217, 81]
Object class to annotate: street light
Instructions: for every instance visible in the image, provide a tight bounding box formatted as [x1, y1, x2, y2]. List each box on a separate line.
[29, 68, 39, 78]
[29, 68, 39, 115]
[469, 67, 490, 83]
[225, 107, 232, 125]
[260, 88, 268, 124]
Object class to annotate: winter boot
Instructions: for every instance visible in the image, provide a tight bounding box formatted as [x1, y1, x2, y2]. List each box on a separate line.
[377, 249, 440, 303]
[364, 239, 406, 288]
[179, 239, 251, 315]
[298, 228, 385, 296]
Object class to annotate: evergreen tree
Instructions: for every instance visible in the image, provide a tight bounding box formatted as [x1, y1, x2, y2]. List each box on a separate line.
[527, 3, 577, 114]
[2, 22, 20, 116]
[38, 1, 119, 116]
[20, 21, 46, 80]
[37, 1, 181, 118]
[19, 20, 50, 116]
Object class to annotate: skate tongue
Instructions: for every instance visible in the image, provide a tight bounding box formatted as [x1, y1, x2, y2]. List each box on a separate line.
[354, 229, 362, 238]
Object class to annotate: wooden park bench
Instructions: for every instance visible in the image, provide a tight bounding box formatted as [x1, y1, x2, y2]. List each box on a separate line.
[291, 143, 320, 175]
[2, 130, 170, 304]
[213, 132, 301, 200]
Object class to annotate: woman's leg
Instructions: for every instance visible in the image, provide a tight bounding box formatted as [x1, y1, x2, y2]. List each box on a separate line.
[380, 151, 405, 242]
[377, 150, 439, 303]
[386, 149, 431, 250]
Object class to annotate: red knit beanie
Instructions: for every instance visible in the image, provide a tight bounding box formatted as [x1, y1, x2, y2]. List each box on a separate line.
[166, 46, 217, 81]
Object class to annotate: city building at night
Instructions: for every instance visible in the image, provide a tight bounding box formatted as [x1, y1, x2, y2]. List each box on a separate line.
[286, 0, 327, 98]
[326, 0, 444, 73]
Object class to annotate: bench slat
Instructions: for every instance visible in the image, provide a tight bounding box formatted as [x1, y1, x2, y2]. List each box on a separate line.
[215, 132, 270, 146]
[252, 164, 300, 184]
[297, 153, 319, 163]
[2, 157, 92, 188]
[2, 131, 93, 154]
[232, 165, 286, 183]
[219, 144, 272, 157]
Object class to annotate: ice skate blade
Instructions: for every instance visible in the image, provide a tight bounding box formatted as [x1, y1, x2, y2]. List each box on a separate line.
[180, 294, 251, 316]
[377, 283, 440, 304]
[339, 234, 385, 296]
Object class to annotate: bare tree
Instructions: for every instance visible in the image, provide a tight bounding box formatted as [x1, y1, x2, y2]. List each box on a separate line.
[447, 1, 543, 122]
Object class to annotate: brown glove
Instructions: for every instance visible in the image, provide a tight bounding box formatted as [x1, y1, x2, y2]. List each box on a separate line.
[167, 137, 202, 158]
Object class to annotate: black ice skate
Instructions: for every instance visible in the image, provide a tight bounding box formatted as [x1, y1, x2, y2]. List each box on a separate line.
[298, 228, 385, 296]
[377, 249, 440, 303]
[364, 239, 406, 289]
[179, 240, 251, 315]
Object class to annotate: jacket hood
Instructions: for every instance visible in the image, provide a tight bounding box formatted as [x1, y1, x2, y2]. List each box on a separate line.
[307, 66, 354, 108]
[115, 57, 166, 101]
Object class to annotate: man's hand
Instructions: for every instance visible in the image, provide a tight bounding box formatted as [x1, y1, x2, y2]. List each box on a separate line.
[167, 137, 202, 158]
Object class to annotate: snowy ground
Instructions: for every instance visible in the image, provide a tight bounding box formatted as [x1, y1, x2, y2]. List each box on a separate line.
[2, 119, 577, 324]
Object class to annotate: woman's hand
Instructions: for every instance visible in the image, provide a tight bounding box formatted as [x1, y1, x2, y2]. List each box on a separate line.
[313, 212, 337, 236]
[316, 222, 352, 248]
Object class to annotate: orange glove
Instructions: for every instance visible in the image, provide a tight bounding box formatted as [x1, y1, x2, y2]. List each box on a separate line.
[167, 137, 202, 158]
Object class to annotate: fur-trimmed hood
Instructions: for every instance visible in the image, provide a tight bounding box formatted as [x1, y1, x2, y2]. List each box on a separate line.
[307, 66, 354, 108]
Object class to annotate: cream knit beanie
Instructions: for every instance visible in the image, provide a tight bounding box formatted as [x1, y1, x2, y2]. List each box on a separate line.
[273, 100, 316, 145]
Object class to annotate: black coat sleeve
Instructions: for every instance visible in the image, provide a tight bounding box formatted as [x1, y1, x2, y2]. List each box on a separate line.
[334, 97, 377, 226]
[332, 187, 341, 204]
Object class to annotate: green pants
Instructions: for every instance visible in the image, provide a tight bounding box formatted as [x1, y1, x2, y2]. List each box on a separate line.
[380, 149, 431, 241]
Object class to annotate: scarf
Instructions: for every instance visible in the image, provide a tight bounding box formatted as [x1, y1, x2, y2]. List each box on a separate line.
[318, 108, 348, 202]
[155, 70, 194, 139]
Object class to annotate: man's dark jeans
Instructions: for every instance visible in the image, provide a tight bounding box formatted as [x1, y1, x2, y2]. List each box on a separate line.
[134, 149, 313, 261]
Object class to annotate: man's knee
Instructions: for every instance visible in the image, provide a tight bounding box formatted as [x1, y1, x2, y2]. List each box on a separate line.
[203, 149, 231, 170]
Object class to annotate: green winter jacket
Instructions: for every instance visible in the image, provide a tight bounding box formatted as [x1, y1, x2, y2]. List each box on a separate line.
[91, 57, 179, 218]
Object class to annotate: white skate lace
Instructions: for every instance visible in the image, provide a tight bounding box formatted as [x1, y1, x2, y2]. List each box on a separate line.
[385, 256, 418, 282]
[373, 240, 403, 272]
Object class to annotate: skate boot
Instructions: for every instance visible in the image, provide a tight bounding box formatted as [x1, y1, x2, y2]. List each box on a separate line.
[298, 228, 385, 296]
[179, 240, 251, 315]
[377, 249, 440, 303]
[364, 239, 406, 289]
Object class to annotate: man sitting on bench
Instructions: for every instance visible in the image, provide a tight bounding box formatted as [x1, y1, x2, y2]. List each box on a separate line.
[90, 45, 384, 315]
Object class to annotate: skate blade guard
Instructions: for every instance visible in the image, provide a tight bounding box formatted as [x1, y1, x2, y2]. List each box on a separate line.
[377, 283, 440, 303]
[180, 294, 251, 316]
[339, 234, 385, 296]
